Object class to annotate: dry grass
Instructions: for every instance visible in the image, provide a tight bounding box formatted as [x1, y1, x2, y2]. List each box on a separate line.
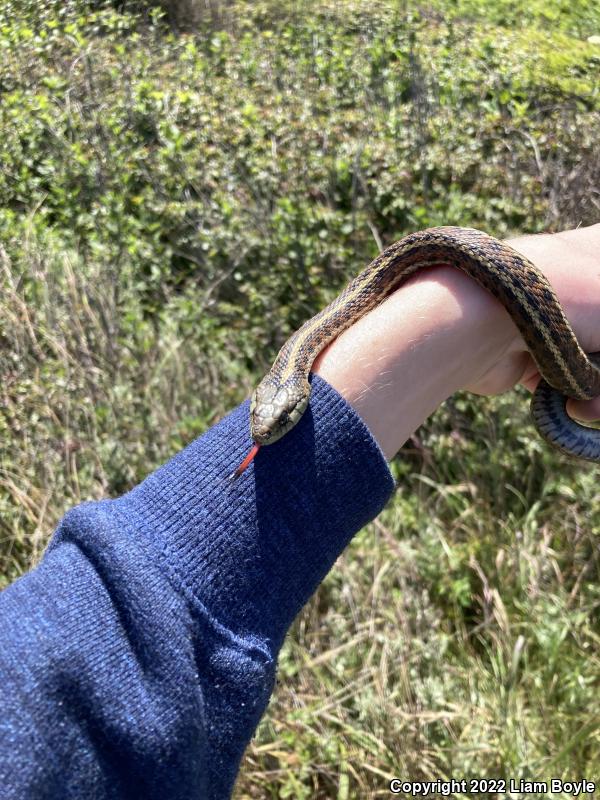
[2, 1, 600, 796]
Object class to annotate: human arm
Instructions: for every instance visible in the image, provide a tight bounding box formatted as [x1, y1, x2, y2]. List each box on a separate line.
[0, 377, 393, 799]
[1, 222, 599, 799]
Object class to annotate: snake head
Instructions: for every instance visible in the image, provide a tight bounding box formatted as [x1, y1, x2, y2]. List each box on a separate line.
[250, 377, 310, 445]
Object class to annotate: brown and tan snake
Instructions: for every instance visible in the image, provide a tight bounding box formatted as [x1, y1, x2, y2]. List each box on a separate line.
[234, 226, 600, 477]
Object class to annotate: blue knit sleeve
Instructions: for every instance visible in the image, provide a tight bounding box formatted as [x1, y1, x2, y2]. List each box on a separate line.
[0, 375, 394, 799]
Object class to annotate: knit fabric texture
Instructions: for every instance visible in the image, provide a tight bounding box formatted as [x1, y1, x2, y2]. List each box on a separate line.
[0, 375, 394, 799]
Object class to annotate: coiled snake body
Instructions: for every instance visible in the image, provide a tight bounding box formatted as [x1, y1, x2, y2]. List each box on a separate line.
[236, 226, 600, 476]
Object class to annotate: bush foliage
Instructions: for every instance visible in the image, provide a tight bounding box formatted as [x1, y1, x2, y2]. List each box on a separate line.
[1, 0, 600, 795]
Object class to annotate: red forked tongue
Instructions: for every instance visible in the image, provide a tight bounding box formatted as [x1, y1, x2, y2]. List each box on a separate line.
[231, 443, 261, 479]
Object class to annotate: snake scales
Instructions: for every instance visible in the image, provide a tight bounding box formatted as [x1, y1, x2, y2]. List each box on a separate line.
[235, 226, 600, 476]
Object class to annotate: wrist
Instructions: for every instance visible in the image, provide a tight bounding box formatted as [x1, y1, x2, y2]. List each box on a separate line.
[314, 263, 518, 459]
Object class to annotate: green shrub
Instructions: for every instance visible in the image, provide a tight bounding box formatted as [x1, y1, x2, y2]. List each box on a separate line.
[2, 0, 600, 793]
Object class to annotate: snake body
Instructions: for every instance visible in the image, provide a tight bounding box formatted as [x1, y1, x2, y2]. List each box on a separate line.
[248, 226, 600, 462]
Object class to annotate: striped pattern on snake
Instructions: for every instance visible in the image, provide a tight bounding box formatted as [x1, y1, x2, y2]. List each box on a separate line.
[237, 226, 600, 475]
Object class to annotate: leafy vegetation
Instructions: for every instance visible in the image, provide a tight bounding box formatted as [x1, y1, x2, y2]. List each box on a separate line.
[1, 0, 600, 795]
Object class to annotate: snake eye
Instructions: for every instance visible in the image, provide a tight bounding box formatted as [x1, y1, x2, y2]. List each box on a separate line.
[279, 410, 290, 426]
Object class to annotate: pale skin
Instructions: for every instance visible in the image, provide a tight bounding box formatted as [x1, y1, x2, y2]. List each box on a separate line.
[313, 223, 600, 461]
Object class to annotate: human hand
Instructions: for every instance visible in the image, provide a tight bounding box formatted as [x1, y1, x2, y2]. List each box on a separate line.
[313, 223, 600, 460]
[465, 223, 600, 420]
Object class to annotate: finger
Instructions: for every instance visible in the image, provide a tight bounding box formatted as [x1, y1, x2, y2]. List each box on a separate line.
[567, 397, 600, 423]
[520, 366, 541, 394]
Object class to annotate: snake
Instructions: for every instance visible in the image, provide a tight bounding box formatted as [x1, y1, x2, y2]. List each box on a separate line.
[233, 226, 600, 477]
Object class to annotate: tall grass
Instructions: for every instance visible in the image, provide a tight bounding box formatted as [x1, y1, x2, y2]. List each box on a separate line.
[1, 1, 600, 795]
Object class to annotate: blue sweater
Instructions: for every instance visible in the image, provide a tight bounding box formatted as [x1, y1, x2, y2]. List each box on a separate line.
[0, 376, 394, 799]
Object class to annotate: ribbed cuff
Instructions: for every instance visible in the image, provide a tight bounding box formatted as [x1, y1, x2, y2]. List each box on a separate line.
[120, 374, 395, 647]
